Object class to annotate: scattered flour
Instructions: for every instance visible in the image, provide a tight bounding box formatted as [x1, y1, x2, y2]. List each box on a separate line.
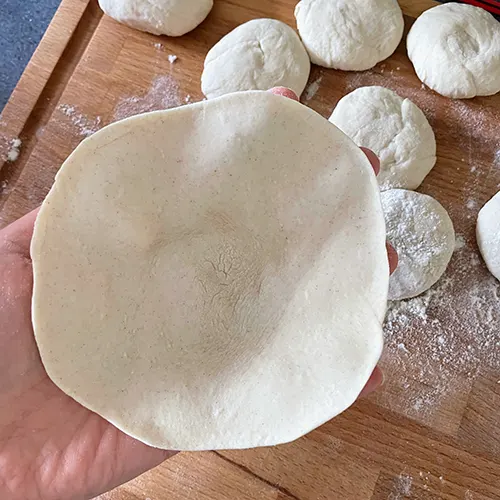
[303, 74, 323, 102]
[6, 138, 21, 162]
[466, 199, 476, 210]
[338, 67, 500, 427]
[381, 233, 500, 426]
[114, 75, 182, 121]
[389, 473, 412, 499]
[168, 54, 178, 64]
[58, 104, 102, 137]
[454, 234, 466, 250]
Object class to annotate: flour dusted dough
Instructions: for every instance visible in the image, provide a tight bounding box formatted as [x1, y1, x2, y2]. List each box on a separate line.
[381, 189, 455, 301]
[477, 191, 500, 281]
[329, 86, 436, 191]
[407, 3, 500, 99]
[294, 0, 404, 70]
[31, 92, 388, 451]
[98, 0, 213, 36]
[201, 19, 310, 99]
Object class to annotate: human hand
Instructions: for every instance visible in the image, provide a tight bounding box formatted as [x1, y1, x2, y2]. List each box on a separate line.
[0, 88, 396, 500]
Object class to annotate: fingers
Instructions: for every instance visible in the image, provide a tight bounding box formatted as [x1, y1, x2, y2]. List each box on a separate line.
[360, 147, 380, 176]
[264, 95, 391, 401]
[361, 245, 396, 400]
[268, 87, 299, 101]
[359, 366, 384, 398]
[357, 148, 398, 274]
[0, 208, 40, 257]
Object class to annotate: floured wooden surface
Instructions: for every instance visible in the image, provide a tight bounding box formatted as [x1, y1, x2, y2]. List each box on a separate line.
[0, 0, 499, 498]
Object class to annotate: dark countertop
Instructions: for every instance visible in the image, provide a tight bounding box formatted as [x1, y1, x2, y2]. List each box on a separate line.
[1, 0, 62, 112]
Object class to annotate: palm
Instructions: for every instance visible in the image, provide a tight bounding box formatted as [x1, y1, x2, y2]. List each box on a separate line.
[0, 212, 173, 500]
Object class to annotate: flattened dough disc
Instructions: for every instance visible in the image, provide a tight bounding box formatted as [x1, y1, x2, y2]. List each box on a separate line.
[31, 91, 389, 451]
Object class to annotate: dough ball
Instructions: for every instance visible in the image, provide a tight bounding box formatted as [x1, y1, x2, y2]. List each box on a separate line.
[294, 0, 404, 70]
[98, 0, 213, 37]
[31, 91, 389, 451]
[407, 3, 500, 99]
[477, 191, 500, 281]
[381, 189, 455, 300]
[201, 19, 310, 99]
[329, 86, 436, 191]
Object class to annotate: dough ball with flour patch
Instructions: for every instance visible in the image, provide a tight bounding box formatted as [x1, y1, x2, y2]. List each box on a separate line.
[477, 191, 500, 281]
[98, 0, 213, 36]
[407, 3, 500, 99]
[329, 86, 436, 191]
[201, 19, 310, 99]
[381, 189, 455, 300]
[294, 0, 404, 70]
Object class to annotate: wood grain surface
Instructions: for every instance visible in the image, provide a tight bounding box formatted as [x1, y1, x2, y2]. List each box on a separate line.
[1, 1, 499, 498]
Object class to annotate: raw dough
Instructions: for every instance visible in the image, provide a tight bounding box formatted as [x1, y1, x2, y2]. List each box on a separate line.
[407, 3, 500, 99]
[294, 0, 404, 70]
[329, 86, 436, 191]
[381, 189, 455, 300]
[31, 91, 389, 451]
[477, 191, 500, 281]
[201, 19, 310, 99]
[98, 0, 213, 37]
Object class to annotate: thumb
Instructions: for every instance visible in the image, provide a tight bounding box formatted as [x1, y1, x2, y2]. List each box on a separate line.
[0, 208, 40, 258]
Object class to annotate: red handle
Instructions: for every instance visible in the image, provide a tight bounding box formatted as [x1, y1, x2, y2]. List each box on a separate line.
[437, 0, 500, 16]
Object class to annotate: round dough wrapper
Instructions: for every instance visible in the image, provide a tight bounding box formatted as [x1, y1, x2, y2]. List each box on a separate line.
[329, 86, 436, 191]
[294, 0, 404, 70]
[31, 91, 389, 451]
[201, 19, 310, 99]
[477, 191, 500, 281]
[381, 189, 455, 301]
[407, 3, 500, 99]
[98, 0, 213, 37]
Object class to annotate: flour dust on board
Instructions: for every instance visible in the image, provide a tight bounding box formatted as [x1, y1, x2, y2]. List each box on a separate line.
[113, 74, 185, 121]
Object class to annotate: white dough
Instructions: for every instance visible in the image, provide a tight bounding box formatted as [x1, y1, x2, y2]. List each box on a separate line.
[407, 3, 500, 99]
[98, 0, 213, 37]
[329, 86, 436, 191]
[201, 19, 310, 99]
[381, 189, 455, 300]
[477, 191, 500, 281]
[294, 0, 404, 70]
[31, 91, 389, 451]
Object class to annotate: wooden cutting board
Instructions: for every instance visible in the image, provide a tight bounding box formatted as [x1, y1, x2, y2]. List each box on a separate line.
[1, 1, 499, 498]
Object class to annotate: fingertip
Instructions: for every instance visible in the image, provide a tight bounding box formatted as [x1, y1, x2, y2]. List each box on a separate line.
[360, 147, 380, 176]
[268, 87, 299, 101]
[359, 366, 384, 398]
[386, 242, 398, 275]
